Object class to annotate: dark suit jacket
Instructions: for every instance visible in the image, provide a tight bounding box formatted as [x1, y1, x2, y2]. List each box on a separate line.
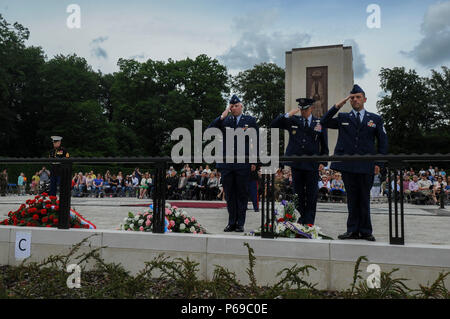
[320, 106, 388, 174]
[271, 114, 328, 171]
[208, 114, 258, 171]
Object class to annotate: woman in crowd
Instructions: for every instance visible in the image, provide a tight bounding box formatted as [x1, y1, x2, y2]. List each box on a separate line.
[139, 172, 150, 199]
[206, 172, 219, 200]
[85, 172, 95, 197]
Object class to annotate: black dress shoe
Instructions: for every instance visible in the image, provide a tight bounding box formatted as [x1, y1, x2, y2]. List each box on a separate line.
[235, 226, 244, 232]
[223, 225, 236, 232]
[360, 234, 376, 241]
[338, 232, 360, 240]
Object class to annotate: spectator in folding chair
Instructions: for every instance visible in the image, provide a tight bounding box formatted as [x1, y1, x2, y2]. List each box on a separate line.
[178, 171, 188, 194]
[109, 174, 119, 197]
[407, 175, 420, 203]
[206, 172, 219, 201]
[117, 172, 125, 197]
[124, 175, 133, 197]
[318, 175, 331, 201]
[73, 172, 86, 197]
[93, 174, 104, 198]
[195, 171, 209, 200]
[417, 173, 435, 204]
[433, 176, 447, 206]
[330, 172, 346, 202]
[85, 172, 95, 197]
[139, 172, 150, 199]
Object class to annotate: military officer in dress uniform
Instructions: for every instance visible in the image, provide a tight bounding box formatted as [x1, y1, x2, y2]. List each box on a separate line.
[271, 98, 328, 225]
[49, 136, 70, 196]
[321, 84, 388, 241]
[208, 95, 258, 232]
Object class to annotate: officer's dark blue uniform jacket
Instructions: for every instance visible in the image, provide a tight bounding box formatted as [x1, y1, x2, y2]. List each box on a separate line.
[208, 114, 258, 171]
[321, 106, 388, 174]
[271, 114, 328, 171]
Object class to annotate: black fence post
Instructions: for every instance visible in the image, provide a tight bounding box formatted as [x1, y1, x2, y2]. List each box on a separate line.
[58, 161, 72, 229]
[261, 172, 275, 238]
[440, 183, 445, 209]
[153, 161, 167, 233]
[388, 162, 405, 245]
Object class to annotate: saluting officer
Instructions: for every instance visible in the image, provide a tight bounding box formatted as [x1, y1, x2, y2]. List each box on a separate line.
[208, 95, 258, 232]
[321, 84, 388, 241]
[49, 136, 70, 196]
[271, 98, 328, 225]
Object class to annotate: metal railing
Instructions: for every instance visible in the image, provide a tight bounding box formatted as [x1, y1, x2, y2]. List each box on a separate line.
[1, 153, 449, 244]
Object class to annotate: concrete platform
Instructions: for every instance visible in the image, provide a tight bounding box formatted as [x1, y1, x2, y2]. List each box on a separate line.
[1, 225, 449, 290]
[1, 195, 449, 245]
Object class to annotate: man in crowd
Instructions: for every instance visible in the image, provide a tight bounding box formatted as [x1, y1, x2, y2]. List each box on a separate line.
[321, 84, 388, 241]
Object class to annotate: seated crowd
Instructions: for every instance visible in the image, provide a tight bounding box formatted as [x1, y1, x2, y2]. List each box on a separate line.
[2, 165, 449, 205]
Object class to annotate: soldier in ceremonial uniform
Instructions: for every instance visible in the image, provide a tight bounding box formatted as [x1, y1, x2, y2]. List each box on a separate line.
[271, 98, 328, 225]
[321, 85, 388, 241]
[49, 136, 70, 196]
[208, 95, 258, 232]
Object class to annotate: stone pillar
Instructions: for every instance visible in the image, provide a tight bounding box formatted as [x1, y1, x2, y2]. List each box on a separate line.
[285, 44, 354, 154]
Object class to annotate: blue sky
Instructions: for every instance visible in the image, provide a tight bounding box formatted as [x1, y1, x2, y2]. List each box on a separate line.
[1, 0, 450, 113]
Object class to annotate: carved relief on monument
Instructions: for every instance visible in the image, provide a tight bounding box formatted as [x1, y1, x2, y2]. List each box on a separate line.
[306, 66, 328, 118]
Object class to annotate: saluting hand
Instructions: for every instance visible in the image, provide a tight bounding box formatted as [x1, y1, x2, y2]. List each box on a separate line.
[220, 104, 232, 120]
[287, 107, 301, 117]
[336, 95, 351, 109]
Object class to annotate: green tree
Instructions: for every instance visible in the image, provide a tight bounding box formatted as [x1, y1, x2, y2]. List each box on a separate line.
[0, 14, 46, 156]
[37, 54, 115, 156]
[377, 67, 433, 153]
[231, 63, 285, 128]
[111, 55, 230, 157]
[377, 67, 450, 154]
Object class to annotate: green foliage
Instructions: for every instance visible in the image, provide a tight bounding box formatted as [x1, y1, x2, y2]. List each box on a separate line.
[413, 272, 450, 299]
[0, 239, 449, 299]
[243, 242, 258, 295]
[377, 66, 450, 154]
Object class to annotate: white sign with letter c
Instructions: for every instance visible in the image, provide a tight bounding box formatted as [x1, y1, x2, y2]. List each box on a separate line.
[15, 231, 32, 260]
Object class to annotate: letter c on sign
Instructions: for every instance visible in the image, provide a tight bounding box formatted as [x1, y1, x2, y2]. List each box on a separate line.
[19, 238, 27, 251]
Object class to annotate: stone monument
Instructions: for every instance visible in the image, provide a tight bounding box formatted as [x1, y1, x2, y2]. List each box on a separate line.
[285, 44, 354, 154]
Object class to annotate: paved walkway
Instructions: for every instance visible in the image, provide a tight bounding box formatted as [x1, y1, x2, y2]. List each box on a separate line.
[1, 196, 449, 245]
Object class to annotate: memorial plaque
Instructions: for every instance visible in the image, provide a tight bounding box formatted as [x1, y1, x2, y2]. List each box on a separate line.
[306, 66, 328, 118]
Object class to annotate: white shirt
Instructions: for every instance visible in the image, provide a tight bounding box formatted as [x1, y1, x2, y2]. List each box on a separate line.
[351, 109, 366, 121]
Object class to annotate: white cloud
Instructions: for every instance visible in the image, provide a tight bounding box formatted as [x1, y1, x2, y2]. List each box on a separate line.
[402, 1, 450, 67]
[344, 39, 369, 79]
[218, 9, 311, 70]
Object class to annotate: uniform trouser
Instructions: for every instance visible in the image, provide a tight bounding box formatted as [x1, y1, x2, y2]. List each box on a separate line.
[341, 172, 374, 235]
[221, 168, 250, 227]
[50, 175, 61, 196]
[292, 169, 319, 225]
[248, 180, 258, 210]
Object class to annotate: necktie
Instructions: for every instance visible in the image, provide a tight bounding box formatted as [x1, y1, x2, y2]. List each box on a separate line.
[303, 118, 307, 128]
[233, 116, 237, 128]
[357, 112, 361, 126]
